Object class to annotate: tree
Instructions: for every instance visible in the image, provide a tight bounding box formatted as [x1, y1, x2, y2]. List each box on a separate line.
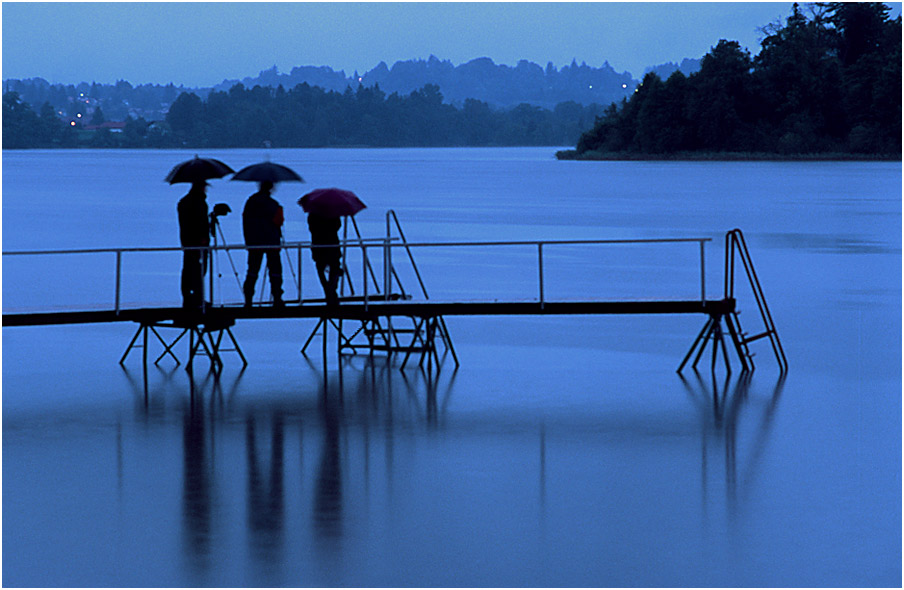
[634, 71, 692, 153]
[165, 92, 204, 143]
[753, 3, 845, 152]
[825, 1, 893, 65]
[39, 102, 61, 145]
[2, 91, 42, 148]
[688, 39, 755, 151]
[90, 106, 106, 125]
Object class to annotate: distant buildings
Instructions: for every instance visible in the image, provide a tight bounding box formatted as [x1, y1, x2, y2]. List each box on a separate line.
[82, 121, 126, 133]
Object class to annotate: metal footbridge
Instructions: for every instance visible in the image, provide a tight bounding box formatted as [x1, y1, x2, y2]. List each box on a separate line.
[2, 211, 787, 376]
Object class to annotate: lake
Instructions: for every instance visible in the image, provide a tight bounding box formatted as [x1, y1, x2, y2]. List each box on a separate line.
[2, 147, 901, 587]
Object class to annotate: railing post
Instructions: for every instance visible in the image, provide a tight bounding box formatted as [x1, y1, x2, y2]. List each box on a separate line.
[297, 244, 303, 301]
[115, 250, 122, 316]
[538, 242, 545, 309]
[363, 246, 369, 312]
[700, 240, 706, 305]
[384, 237, 391, 300]
[207, 246, 214, 310]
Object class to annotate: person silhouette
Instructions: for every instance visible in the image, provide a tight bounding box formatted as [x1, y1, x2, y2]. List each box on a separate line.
[307, 214, 342, 305]
[242, 181, 284, 308]
[177, 181, 212, 310]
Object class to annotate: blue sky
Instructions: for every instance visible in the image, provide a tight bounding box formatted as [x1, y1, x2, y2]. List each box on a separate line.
[2, 2, 885, 86]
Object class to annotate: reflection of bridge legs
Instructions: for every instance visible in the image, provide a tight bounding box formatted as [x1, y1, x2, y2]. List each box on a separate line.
[121, 317, 247, 372]
[681, 370, 786, 521]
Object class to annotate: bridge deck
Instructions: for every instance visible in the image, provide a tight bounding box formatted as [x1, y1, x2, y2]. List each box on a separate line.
[2, 298, 735, 327]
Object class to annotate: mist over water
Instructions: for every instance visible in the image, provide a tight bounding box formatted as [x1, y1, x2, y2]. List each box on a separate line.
[2, 148, 901, 587]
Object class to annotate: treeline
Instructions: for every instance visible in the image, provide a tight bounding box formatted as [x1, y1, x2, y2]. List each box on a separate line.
[3, 83, 606, 149]
[4, 78, 184, 121]
[223, 56, 637, 110]
[563, 3, 901, 158]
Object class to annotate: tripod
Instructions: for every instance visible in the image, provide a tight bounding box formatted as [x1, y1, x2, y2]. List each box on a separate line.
[249, 237, 299, 305]
[209, 211, 243, 305]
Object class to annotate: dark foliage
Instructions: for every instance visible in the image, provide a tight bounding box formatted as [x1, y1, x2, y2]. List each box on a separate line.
[569, 2, 901, 157]
[2, 81, 606, 149]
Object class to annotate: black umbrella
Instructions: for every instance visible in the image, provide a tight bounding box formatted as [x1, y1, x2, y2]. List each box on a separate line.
[165, 155, 234, 184]
[231, 161, 304, 183]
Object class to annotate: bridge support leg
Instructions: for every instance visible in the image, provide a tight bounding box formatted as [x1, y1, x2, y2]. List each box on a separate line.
[678, 317, 713, 373]
[122, 319, 244, 373]
[679, 314, 736, 375]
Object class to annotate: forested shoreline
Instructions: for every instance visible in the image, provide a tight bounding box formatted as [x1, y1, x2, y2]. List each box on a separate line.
[560, 3, 901, 160]
[1, 82, 604, 149]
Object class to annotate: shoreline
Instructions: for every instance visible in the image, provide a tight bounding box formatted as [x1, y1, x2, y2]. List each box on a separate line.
[555, 149, 902, 162]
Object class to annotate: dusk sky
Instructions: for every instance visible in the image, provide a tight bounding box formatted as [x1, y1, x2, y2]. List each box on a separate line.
[0, 2, 820, 87]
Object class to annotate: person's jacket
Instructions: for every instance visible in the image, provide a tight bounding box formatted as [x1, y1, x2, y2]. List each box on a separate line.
[243, 191, 284, 246]
[307, 215, 341, 246]
[177, 189, 210, 247]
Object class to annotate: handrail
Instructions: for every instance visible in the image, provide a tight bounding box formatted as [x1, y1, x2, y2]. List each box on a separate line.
[1, 237, 395, 257]
[724, 229, 788, 372]
[4, 234, 714, 316]
[359, 233, 712, 307]
[348, 216, 385, 298]
[354, 237, 711, 249]
[387, 209, 430, 299]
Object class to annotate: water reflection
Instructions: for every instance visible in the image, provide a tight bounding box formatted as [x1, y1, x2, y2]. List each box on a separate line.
[681, 370, 786, 522]
[313, 397, 342, 543]
[246, 413, 285, 570]
[118, 360, 785, 583]
[181, 393, 216, 577]
[120, 357, 459, 572]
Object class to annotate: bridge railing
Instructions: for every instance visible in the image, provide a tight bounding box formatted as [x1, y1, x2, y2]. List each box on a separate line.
[3, 235, 713, 316]
[350, 237, 712, 312]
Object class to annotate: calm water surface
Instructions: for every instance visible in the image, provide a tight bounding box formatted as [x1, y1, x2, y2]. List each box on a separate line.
[2, 148, 901, 587]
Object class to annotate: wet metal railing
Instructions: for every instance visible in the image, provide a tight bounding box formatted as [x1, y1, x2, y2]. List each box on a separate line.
[3, 236, 712, 315]
[355, 237, 711, 312]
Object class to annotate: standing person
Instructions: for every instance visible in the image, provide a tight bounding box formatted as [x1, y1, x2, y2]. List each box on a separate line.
[307, 214, 342, 305]
[177, 181, 212, 310]
[242, 181, 284, 307]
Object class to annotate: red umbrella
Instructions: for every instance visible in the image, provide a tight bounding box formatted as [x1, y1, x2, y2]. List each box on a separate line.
[298, 188, 367, 218]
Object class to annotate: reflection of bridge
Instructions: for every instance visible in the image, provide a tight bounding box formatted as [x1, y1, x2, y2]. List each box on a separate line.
[120, 357, 787, 581]
[2, 213, 786, 375]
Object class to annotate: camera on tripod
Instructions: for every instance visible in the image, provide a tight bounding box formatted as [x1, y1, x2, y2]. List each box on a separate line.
[211, 203, 231, 219]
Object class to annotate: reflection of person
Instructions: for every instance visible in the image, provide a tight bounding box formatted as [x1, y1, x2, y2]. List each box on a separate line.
[177, 181, 212, 310]
[181, 404, 212, 573]
[314, 402, 342, 540]
[242, 181, 284, 308]
[246, 414, 285, 563]
[307, 214, 342, 305]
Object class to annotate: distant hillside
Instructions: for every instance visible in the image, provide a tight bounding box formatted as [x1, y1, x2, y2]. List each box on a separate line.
[643, 58, 701, 80]
[4, 54, 702, 125]
[214, 56, 639, 109]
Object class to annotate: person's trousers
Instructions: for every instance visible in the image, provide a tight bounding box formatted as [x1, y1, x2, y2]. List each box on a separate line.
[315, 258, 341, 303]
[244, 248, 283, 301]
[181, 250, 207, 308]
